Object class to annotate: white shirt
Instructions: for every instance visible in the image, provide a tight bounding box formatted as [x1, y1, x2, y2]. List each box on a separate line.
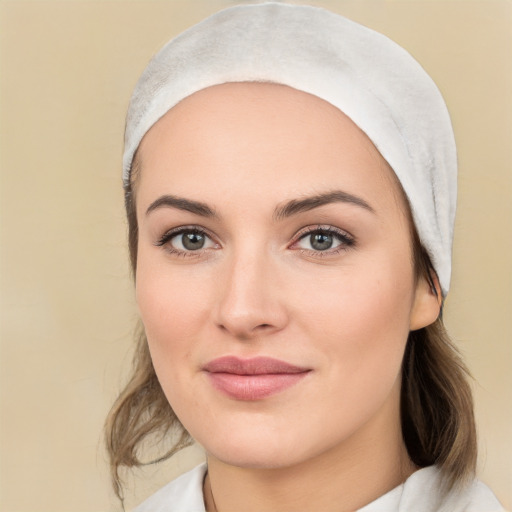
[134, 463, 504, 512]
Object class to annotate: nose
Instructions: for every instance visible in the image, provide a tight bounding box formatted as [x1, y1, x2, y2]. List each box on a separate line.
[213, 251, 288, 340]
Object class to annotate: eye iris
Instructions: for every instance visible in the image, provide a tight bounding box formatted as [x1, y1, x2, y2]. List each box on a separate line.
[310, 232, 333, 250]
[182, 232, 205, 250]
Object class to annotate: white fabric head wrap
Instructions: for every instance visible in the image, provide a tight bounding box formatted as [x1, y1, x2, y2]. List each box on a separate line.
[123, 2, 457, 295]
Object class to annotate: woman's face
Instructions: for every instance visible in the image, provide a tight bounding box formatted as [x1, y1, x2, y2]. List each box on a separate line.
[134, 83, 437, 469]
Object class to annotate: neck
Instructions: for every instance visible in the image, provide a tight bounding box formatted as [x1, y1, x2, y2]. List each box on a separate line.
[203, 388, 416, 512]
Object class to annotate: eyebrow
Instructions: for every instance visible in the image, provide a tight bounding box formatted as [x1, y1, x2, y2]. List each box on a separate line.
[146, 195, 217, 218]
[273, 190, 375, 220]
[145, 190, 374, 220]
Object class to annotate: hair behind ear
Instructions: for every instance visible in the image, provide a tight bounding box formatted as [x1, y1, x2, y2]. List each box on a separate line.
[104, 325, 191, 503]
[401, 319, 477, 491]
[403, 228, 477, 491]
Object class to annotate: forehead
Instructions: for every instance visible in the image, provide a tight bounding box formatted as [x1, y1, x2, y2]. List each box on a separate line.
[135, 82, 407, 217]
[139, 82, 380, 158]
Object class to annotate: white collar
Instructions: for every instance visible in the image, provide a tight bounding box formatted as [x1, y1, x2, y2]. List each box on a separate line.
[134, 463, 503, 512]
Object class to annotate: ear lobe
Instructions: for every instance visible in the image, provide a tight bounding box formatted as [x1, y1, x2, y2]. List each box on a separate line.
[409, 271, 442, 331]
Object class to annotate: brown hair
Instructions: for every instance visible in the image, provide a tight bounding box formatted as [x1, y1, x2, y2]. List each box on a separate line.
[105, 157, 477, 502]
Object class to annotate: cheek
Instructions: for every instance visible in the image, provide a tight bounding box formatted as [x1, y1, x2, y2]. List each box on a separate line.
[135, 252, 212, 383]
[135, 265, 211, 426]
[136, 243, 211, 326]
[291, 257, 414, 394]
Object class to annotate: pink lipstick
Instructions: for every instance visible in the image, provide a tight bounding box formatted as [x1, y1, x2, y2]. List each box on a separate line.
[203, 356, 310, 400]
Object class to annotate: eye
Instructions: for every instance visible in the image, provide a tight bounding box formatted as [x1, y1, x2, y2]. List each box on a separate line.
[304, 231, 337, 251]
[156, 227, 218, 254]
[293, 226, 354, 253]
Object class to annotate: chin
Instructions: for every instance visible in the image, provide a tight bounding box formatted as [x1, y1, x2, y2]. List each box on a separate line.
[192, 418, 339, 471]
[206, 443, 304, 470]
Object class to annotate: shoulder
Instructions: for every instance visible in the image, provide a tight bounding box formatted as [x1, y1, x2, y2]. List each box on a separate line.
[463, 479, 507, 512]
[133, 463, 207, 512]
[359, 466, 504, 512]
[399, 466, 504, 512]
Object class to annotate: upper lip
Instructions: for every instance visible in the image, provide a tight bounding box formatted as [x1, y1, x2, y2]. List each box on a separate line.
[203, 356, 310, 375]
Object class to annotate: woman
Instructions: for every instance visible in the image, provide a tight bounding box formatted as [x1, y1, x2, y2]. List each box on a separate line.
[105, 3, 504, 511]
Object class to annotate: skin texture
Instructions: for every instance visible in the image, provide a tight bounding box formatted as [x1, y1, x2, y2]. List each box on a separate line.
[134, 83, 440, 512]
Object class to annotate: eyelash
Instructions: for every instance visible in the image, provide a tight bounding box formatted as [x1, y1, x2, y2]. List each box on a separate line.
[154, 225, 355, 257]
[155, 226, 218, 257]
[291, 225, 355, 256]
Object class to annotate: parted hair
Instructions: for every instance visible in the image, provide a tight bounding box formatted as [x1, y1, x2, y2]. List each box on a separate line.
[104, 159, 477, 503]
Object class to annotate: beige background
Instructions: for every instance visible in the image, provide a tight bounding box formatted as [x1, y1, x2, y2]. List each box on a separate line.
[0, 0, 510, 511]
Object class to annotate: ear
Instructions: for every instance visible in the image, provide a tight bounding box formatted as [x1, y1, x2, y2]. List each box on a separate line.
[409, 270, 442, 331]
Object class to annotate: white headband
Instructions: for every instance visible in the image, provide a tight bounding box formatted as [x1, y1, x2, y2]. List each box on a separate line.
[123, 2, 457, 295]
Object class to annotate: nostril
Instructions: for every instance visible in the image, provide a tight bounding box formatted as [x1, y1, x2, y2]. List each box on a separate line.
[252, 323, 275, 332]
[216, 320, 281, 340]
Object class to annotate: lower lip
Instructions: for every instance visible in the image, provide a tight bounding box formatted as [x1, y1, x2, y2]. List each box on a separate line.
[206, 372, 309, 400]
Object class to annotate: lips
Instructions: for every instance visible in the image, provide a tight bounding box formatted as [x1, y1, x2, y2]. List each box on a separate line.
[203, 356, 310, 400]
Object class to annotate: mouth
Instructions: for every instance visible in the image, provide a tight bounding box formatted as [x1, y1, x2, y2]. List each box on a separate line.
[202, 356, 311, 400]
